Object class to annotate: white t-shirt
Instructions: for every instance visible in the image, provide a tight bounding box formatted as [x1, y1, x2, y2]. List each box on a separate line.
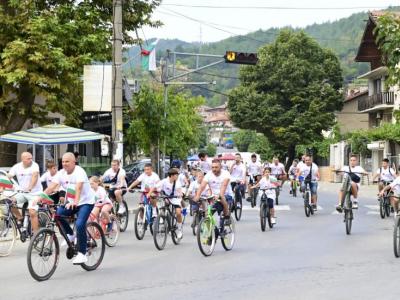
[248, 161, 262, 176]
[270, 163, 285, 176]
[258, 177, 277, 200]
[137, 172, 160, 192]
[342, 166, 366, 186]
[230, 163, 246, 181]
[9, 162, 42, 193]
[40, 171, 63, 191]
[53, 166, 95, 206]
[298, 163, 319, 181]
[178, 172, 188, 187]
[204, 170, 233, 197]
[376, 167, 396, 182]
[93, 186, 112, 205]
[188, 180, 210, 197]
[157, 178, 182, 205]
[199, 159, 212, 173]
[289, 165, 297, 176]
[390, 177, 400, 194]
[103, 168, 127, 188]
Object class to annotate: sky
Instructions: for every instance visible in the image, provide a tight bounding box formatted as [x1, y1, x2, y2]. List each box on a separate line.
[143, 0, 399, 43]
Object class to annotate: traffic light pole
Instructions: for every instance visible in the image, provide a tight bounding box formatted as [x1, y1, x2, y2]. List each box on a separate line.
[112, 0, 123, 163]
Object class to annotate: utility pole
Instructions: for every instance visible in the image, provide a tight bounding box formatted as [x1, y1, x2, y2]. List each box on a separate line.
[112, 0, 123, 163]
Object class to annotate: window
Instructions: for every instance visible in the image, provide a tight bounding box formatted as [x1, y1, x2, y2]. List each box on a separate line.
[374, 78, 382, 94]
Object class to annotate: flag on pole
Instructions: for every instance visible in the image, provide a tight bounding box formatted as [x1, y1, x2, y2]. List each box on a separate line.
[141, 39, 159, 71]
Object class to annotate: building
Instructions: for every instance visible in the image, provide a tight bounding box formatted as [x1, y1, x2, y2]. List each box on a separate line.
[203, 104, 236, 145]
[354, 10, 400, 171]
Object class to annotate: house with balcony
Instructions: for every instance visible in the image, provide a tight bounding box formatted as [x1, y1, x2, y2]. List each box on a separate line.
[354, 10, 400, 171]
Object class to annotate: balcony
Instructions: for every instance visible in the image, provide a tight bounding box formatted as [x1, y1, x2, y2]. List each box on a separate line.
[358, 91, 395, 112]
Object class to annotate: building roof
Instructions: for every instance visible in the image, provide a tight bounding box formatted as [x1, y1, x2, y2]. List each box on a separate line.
[344, 90, 368, 102]
[205, 103, 227, 112]
[205, 114, 230, 123]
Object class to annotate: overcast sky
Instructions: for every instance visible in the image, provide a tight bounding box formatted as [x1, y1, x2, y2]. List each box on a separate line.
[143, 0, 398, 42]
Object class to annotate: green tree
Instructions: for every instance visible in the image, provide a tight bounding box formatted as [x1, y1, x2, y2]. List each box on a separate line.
[232, 130, 257, 152]
[206, 143, 217, 157]
[126, 86, 204, 168]
[228, 30, 343, 167]
[0, 0, 160, 164]
[375, 13, 400, 87]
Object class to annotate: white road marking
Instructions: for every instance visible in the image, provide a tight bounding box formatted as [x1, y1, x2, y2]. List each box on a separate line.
[366, 211, 380, 215]
[365, 205, 379, 210]
[242, 205, 291, 211]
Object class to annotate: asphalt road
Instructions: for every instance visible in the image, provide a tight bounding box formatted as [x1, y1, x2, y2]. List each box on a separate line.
[1, 183, 398, 300]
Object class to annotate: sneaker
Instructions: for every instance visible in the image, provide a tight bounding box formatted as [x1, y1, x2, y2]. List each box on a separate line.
[336, 205, 343, 213]
[312, 204, 317, 211]
[352, 200, 358, 209]
[61, 234, 75, 247]
[176, 228, 183, 239]
[73, 252, 88, 265]
[271, 217, 276, 225]
[246, 197, 251, 202]
[118, 204, 126, 214]
[236, 202, 241, 209]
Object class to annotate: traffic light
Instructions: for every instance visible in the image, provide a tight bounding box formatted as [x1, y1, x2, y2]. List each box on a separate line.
[224, 51, 258, 65]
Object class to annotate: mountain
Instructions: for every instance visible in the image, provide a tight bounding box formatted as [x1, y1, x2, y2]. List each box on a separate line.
[124, 8, 399, 107]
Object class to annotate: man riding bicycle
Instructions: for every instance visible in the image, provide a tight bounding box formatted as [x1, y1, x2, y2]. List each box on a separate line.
[230, 153, 246, 202]
[380, 173, 400, 217]
[336, 154, 367, 212]
[194, 159, 233, 225]
[102, 159, 127, 214]
[7, 152, 43, 236]
[373, 158, 396, 193]
[296, 156, 320, 210]
[44, 152, 95, 264]
[288, 159, 299, 194]
[270, 157, 287, 187]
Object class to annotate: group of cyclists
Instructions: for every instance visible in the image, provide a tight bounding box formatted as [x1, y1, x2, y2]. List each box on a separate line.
[1, 149, 399, 277]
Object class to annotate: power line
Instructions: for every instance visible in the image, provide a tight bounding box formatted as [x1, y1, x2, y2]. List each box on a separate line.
[161, 3, 388, 10]
[194, 70, 240, 80]
[193, 84, 232, 98]
[159, 8, 354, 43]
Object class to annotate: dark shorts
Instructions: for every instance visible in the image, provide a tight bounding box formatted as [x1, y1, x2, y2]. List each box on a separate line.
[50, 190, 66, 205]
[108, 188, 127, 200]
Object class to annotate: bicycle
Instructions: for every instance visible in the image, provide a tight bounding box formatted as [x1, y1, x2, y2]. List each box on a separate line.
[232, 181, 243, 221]
[196, 196, 235, 256]
[190, 196, 211, 236]
[88, 210, 120, 247]
[27, 201, 106, 281]
[300, 178, 317, 218]
[133, 190, 155, 240]
[105, 185, 129, 232]
[259, 188, 276, 231]
[377, 181, 392, 219]
[152, 195, 183, 250]
[0, 191, 51, 257]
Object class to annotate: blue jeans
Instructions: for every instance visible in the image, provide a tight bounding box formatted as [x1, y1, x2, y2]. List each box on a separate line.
[57, 204, 94, 254]
[300, 181, 318, 196]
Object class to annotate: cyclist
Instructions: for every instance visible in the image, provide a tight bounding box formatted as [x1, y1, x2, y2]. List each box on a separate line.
[336, 154, 367, 212]
[45, 152, 95, 264]
[102, 159, 127, 214]
[7, 152, 43, 235]
[90, 176, 113, 233]
[288, 159, 299, 194]
[187, 170, 211, 214]
[40, 160, 65, 204]
[247, 153, 262, 201]
[127, 163, 160, 219]
[373, 158, 396, 192]
[296, 156, 320, 210]
[230, 153, 246, 203]
[270, 157, 287, 187]
[250, 167, 277, 224]
[198, 152, 212, 174]
[380, 173, 400, 216]
[194, 159, 233, 225]
[157, 168, 184, 239]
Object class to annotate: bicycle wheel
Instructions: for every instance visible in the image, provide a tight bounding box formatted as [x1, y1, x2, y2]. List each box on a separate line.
[192, 212, 199, 236]
[104, 215, 120, 247]
[153, 214, 168, 250]
[293, 182, 297, 197]
[275, 189, 279, 205]
[197, 217, 216, 256]
[27, 228, 59, 281]
[394, 216, 400, 258]
[38, 211, 51, 228]
[81, 222, 105, 271]
[304, 193, 311, 218]
[234, 197, 242, 221]
[379, 198, 386, 219]
[385, 199, 391, 218]
[134, 207, 146, 240]
[260, 203, 266, 232]
[267, 208, 273, 229]
[345, 209, 352, 235]
[0, 216, 17, 257]
[171, 215, 182, 246]
[221, 216, 235, 251]
[116, 200, 129, 232]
